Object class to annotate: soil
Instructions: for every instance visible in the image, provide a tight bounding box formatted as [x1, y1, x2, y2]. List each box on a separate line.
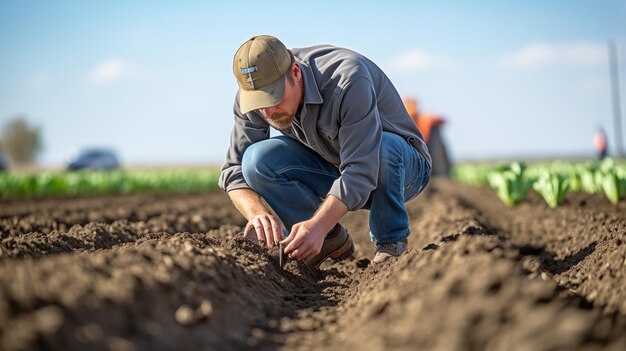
[1, 178, 625, 351]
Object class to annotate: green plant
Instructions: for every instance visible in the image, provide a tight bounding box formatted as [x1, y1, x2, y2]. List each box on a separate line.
[0, 169, 221, 199]
[486, 162, 533, 207]
[596, 158, 626, 204]
[532, 171, 570, 208]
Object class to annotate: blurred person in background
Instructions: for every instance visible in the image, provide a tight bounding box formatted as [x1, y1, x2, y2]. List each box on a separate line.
[594, 128, 608, 160]
[219, 35, 432, 266]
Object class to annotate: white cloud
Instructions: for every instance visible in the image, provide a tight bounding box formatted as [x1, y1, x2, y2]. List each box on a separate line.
[387, 49, 453, 73]
[89, 59, 128, 85]
[499, 42, 606, 69]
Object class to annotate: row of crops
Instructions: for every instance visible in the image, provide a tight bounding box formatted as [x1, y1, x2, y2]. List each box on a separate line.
[2, 160, 624, 205]
[0, 169, 221, 199]
[452, 158, 626, 207]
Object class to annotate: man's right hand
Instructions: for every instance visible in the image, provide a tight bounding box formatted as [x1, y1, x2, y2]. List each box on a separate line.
[244, 213, 284, 249]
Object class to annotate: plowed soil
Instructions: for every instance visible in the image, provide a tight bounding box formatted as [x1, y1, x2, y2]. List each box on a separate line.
[1, 178, 625, 351]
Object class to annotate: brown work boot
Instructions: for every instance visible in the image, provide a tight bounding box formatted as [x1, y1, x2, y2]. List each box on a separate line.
[372, 238, 408, 264]
[306, 224, 354, 268]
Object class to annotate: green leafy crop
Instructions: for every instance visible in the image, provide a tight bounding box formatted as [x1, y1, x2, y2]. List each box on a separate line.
[486, 162, 533, 207]
[0, 169, 221, 199]
[597, 158, 626, 204]
[532, 171, 570, 208]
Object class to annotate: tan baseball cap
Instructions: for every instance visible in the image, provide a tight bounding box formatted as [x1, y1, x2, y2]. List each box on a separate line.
[233, 35, 291, 114]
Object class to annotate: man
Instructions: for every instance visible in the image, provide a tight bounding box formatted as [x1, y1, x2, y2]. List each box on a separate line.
[219, 35, 432, 267]
[593, 128, 607, 160]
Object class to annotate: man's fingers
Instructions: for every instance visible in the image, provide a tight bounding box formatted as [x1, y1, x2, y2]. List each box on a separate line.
[286, 233, 313, 256]
[291, 246, 315, 260]
[280, 231, 294, 245]
[244, 222, 263, 243]
[245, 215, 288, 249]
[253, 219, 270, 247]
[291, 248, 307, 260]
[301, 245, 320, 260]
[284, 234, 305, 254]
[289, 248, 302, 259]
[262, 219, 275, 248]
[270, 217, 282, 244]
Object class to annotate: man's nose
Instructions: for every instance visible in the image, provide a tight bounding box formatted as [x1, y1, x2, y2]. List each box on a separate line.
[260, 106, 275, 118]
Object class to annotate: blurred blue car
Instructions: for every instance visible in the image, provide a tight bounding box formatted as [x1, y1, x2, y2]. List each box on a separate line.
[67, 149, 120, 171]
[0, 152, 6, 171]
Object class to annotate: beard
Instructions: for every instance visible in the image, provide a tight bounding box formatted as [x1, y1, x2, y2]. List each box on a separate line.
[267, 112, 295, 129]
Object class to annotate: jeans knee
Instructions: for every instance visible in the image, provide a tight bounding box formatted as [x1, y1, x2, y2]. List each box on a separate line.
[378, 133, 406, 181]
[379, 133, 405, 163]
[242, 140, 275, 186]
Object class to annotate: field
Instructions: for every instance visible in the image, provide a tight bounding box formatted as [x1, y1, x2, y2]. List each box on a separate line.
[1, 177, 625, 350]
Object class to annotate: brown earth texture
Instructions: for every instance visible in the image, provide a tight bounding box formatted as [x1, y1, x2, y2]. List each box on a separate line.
[1, 177, 625, 351]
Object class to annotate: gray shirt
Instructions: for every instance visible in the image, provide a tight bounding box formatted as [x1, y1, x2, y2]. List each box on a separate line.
[219, 45, 431, 211]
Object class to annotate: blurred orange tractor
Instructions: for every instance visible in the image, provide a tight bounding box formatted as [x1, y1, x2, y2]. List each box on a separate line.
[403, 97, 451, 177]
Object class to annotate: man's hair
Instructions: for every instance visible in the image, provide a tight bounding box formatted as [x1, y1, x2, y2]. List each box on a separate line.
[285, 52, 296, 86]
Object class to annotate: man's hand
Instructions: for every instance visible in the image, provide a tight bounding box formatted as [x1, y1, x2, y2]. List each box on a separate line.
[280, 195, 349, 261]
[228, 188, 286, 249]
[244, 213, 284, 249]
[281, 220, 327, 260]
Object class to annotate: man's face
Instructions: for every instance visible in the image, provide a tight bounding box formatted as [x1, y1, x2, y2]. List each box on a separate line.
[258, 65, 301, 129]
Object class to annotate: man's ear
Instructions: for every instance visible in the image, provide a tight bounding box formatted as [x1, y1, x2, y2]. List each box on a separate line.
[292, 62, 301, 81]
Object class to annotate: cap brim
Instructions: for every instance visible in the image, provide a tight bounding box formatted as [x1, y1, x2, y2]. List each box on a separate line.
[238, 76, 286, 114]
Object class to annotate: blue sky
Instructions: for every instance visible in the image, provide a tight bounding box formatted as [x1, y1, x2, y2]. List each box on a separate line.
[1, 0, 625, 166]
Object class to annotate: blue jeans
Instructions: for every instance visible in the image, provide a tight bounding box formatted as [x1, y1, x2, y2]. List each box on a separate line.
[241, 133, 431, 244]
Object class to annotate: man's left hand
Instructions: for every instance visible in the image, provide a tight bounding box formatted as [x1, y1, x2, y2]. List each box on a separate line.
[281, 220, 327, 260]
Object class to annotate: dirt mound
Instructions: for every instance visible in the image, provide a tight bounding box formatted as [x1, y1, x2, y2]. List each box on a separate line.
[0, 178, 625, 350]
[0, 232, 325, 350]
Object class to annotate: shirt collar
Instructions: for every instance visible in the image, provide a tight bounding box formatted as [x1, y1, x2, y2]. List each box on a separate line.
[298, 59, 323, 105]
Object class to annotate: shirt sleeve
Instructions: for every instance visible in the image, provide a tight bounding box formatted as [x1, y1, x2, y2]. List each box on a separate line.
[327, 77, 383, 210]
[218, 93, 270, 193]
